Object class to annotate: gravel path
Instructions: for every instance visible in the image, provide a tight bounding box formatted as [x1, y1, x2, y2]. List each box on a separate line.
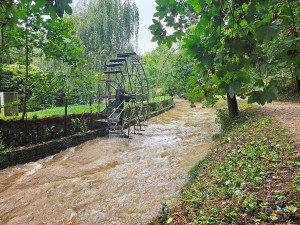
[257, 101, 300, 154]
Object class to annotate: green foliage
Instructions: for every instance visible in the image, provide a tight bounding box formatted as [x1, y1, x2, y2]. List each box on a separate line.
[25, 104, 101, 118]
[155, 102, 163, 111]
[70, 118, 88, 134]
[150, 0, 300, 114]
[142, 44, 177, 92]
[189, 159, 205, 181]
[164, 51, 196, 98]
[31, 113, 38, 120]
[215, 108, 250, 132]
[167, 98, 174, 107]
[242, 195, 259, 215]
[1, 2, 87, 120]
[1, 64, 44, 110]
[158, 203, 170, 222]
[72, 0, 139, 72]
[215, 109, 231, 131]
[202, 95, 219, 108]
[211, 133, 221, 141]
[0, 0, 73, 64]
[1, 0, 141, 121]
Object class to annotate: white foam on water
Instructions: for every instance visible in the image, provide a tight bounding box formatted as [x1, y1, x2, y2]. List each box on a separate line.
[24, 163, 43, 176]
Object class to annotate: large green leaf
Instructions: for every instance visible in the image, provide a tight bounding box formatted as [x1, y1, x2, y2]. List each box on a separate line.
[256, 22, 280, 44]
[64, 5, 72, 15]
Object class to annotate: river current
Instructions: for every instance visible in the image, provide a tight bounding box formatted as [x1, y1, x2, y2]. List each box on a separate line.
[0, 101, 218, 224]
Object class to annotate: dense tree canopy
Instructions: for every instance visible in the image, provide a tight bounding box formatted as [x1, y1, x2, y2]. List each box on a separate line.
[143, 44, 195, 98]
[150, 0, 299, 117]
[0, 0, 86, 119]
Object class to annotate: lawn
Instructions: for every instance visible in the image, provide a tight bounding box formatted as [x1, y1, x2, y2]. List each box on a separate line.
[0, 95, 172, 120]
[25, 104, 101, 118]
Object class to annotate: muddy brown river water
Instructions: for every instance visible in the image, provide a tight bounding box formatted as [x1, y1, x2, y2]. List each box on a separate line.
[0, 101, 218, 225]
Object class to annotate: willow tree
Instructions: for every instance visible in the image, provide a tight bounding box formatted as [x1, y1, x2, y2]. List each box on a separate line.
[72, 0, 139, 72]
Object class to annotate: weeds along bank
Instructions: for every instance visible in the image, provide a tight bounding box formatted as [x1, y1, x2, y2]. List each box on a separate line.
[0, 99, 174, 170]
[149, 108, 300, 224]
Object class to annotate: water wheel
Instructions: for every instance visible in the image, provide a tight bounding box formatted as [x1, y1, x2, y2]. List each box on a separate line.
[98, 52, 150, 138]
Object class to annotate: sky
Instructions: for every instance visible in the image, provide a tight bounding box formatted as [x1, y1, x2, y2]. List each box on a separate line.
[133, 0, 158, 54]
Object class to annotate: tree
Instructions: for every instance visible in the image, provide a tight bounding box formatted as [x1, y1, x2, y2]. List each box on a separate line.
[0, 0, 74, 118]
[150, 0, 299, 118]
[72, 0, 139, 72]
[142, 44, 177, 94]
[3, 2, 86, 120]
[0, 0, 73, 62]
[0, 1, 18, 114]
[164, 52, 196, 99]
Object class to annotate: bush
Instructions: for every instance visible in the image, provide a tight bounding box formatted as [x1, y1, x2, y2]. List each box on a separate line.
[70, 118, 88, 134]
[202, 95, 219, 108]
[215, 108, 250, 132]
[155, 102, 163, 111]
[215, 109, 231, 131]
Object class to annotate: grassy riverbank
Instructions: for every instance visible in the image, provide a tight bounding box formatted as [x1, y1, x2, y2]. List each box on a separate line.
[149, 107, 300, 224]
[1, 95, 172, 120]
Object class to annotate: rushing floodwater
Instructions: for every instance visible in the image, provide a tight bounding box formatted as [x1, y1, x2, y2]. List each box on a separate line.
[0, 101, 218, 225]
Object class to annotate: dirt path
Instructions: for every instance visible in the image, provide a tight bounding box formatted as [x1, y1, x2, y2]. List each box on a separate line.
[257, 101, 300, 150]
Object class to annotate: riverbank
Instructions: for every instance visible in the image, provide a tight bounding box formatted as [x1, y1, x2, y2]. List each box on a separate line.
[149, 106, 300, 224]
[0, 102, 174, 170]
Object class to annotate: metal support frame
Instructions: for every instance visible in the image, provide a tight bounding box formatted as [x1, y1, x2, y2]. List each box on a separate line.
[96, 52, 150, 138]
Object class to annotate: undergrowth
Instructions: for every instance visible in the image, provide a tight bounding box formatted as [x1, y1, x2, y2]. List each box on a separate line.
[149, 109, 300, 225]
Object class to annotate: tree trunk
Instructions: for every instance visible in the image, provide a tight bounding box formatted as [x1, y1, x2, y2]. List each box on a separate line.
[21, 23, 29, 120]
[0, 27, 3, 115]
[227, 93, 239, 118]
[90, 95, 93, 130]
[287, 0, 299, 94]
[290, 67, 300, 94]
[90, 94, 93, 114]
[296, 77, 300, 94]
[64, 96, 68, 135]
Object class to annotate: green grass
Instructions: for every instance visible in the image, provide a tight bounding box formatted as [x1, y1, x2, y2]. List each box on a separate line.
[148, 95, 172, 103]
[0, 95, 172, 120]
[212, 96, 254, 110]
[26, 104, 101, 118]
[25, 95, 172, 118]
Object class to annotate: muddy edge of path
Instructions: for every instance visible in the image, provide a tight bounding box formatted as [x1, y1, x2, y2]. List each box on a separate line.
[257, 101, 300, 155]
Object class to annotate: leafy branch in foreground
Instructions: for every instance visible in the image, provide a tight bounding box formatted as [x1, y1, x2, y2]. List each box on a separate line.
[150, 0, 299, 118]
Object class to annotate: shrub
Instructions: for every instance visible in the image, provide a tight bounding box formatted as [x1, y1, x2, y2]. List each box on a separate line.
[32, 114, 38, 120]
[215, 109, 231, 131]
[155, 102, 163, 111]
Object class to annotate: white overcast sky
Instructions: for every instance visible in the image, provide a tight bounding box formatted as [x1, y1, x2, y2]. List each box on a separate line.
[133, 0, 158, 54]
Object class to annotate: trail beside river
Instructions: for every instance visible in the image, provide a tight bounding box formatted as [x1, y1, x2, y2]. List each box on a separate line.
[0, 101, 218, 225]
[258, 101, 300, 150]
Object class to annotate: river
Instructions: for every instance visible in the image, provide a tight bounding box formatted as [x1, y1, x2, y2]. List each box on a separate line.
[0, 101, 218, 225]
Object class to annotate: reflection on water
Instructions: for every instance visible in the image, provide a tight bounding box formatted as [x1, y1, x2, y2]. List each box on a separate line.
[0, 101, 218, 225]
